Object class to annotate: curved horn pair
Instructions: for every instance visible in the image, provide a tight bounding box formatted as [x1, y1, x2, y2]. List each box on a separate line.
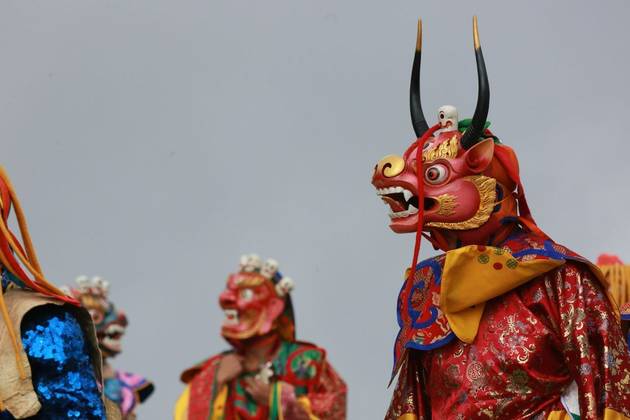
[410, 16, 489, 149]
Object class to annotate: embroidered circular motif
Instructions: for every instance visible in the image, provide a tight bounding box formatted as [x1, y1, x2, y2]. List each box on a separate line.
[477, 254, 490, 264]
[287, 348, 323, 385]
[493, 262, 503, 270]
[465, 361, 485, 382]
[493, 248, 505, 255]
[506, 258, 518, 269]
[410, 285, 429, 313]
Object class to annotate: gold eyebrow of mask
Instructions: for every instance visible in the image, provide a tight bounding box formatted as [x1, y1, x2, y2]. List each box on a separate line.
[236, 275, 267, 288]
[422, 136, 460, 162]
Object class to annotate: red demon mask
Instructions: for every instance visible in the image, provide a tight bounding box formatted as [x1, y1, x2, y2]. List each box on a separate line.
[219, 254, 295, 345]
[69, 276, 128, 359]
[372, 18, 544, 255]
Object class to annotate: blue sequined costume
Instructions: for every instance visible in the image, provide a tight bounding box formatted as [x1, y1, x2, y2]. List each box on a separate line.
[0, 305, 106, 420]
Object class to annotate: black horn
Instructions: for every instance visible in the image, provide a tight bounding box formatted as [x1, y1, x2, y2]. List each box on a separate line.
[460, 16, 490, 150]
[410, 19, 429, 138]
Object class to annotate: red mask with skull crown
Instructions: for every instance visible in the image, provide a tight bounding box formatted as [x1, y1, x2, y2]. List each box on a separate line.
[69, 276, 128, 358]
[372, 18, 544, 254]
[219, 254, 295, 347]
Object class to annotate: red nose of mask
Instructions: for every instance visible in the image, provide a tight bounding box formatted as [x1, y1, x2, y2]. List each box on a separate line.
[219, 289, 237, 308]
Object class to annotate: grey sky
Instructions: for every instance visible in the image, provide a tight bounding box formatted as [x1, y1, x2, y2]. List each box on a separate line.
[2, 0, 629, 418]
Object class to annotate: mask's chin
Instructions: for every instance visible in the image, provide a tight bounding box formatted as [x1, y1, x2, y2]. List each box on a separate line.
[221, 308, 265, 341]
[389, 213, 419, 233]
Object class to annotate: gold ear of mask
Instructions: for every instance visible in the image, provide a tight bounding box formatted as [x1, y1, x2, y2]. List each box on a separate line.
[426, 175, 496, 230]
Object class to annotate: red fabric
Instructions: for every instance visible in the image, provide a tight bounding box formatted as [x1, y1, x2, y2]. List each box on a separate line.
[387, 235, 630, 419]
[411, 124, 442, 279]
[597, 254, 624, 265]
[493, 143, 548, 239]
[185, 343, 346, 420]
[186, 355, 223, 419]
[278, 383, 309, 420]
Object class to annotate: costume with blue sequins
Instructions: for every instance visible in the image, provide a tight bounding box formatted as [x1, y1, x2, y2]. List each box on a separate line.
[0, 168, 117, 418]
[0, 301, 106, 420]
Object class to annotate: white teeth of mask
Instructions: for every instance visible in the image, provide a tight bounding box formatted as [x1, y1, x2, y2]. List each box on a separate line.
[389, 209, 411, 219]
[376, 186, 417, 218]
[224, 309, 239, 325]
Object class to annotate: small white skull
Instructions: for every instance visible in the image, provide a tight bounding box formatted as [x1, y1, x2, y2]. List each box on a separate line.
[438, 105, 458, 132]
[93, 276, 109, 293]
[240, 254, 262, 273]
[275, 276, 294, 297]
[239, 255, 248, 271]
[75, 275, 89, 287]
[261, 259, 279, 279]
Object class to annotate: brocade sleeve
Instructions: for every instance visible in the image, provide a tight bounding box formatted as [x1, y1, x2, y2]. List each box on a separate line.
[547, 263, 630, 419]
[385, 352, 428, 420]
[278, 359, 347, 420]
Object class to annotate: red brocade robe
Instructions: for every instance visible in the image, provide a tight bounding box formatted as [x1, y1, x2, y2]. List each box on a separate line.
[175, 340, 346, 420]
[386, 232, 630, 420]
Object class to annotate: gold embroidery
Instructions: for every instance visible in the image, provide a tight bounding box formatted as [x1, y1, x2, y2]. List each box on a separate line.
[516, 344, 536, 364]
[585, 392, 596, 414]
[422, 136, 459, 162]
[506, 369, 531, 394]
[435, 194, 458, 217]
[426, 176, 497, 230]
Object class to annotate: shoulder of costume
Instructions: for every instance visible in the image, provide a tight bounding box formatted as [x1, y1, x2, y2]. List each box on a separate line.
[443, 232, 615, 317]
[0, 291, 105, 418]
[501, 233, 606, 284]
[291, 340, 326, 354]
[414, 254, 446, 270]
[179, 352, 230, 384]
[2, 287, 102, 373]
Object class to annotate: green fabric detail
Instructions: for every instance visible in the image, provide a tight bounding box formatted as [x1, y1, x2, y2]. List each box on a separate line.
[233, 379, 259, 415]
[457, 118, 490, 131]
[211, 342, 319, 420]
[272, 340, 297, 377]
[290, 349, 323, 381]
[294, 385, 308, 397]
[457, 119, 501, 144]
[269, 382, 281, 420]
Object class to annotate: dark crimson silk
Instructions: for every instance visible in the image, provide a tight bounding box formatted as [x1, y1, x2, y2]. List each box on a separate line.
[387, 234, 630, 419]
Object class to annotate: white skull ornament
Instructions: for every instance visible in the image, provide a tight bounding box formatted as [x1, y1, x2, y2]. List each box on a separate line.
[261, 259, 279, 279]
[275, 276, 294, 297]
[438, 105, 459, 132]
[239, 254, 262, 273]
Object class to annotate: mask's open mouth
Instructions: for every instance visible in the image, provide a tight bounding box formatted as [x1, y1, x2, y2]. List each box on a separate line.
[223, 309, 239, 326]
[102, 324, 125, 351]
[377, 186, 426, 219]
